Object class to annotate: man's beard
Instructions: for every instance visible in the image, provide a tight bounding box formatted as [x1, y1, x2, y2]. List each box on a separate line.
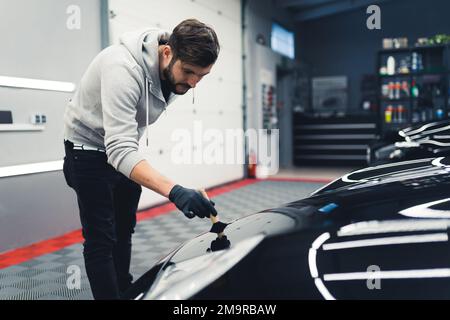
[162, 59, 191, 95]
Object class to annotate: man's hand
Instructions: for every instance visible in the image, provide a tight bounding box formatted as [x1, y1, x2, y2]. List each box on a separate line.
[169, 185, 218, 219]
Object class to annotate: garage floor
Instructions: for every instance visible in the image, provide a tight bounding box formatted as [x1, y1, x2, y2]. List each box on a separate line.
[0, 179, 328, 300]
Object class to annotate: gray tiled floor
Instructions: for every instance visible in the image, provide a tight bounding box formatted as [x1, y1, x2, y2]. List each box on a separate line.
[0, 180, 324, 300]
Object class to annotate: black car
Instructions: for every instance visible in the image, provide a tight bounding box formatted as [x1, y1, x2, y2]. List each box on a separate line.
[368, 119, 450, 165]
[126, 157, 450, 300]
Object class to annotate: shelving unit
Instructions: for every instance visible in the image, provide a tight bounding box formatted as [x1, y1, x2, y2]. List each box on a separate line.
[377, 44, 450, 138]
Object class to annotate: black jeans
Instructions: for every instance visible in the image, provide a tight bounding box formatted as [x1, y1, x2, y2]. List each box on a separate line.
[63, 140, 142, 300]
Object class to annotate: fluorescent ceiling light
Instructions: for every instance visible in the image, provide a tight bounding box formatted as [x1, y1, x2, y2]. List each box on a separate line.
[0, 160, 63, 178]
[0, 76, 76, 92]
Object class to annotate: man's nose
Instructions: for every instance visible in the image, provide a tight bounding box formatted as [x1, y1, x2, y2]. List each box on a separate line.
[187, 76, 200, 88]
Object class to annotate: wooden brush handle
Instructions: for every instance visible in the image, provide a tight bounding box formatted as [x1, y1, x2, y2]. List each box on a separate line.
[199, 189, 219, 224]
[199, 189, 210, 200]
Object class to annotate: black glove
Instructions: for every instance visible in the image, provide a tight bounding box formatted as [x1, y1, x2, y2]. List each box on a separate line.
[169, 185, 218, 219]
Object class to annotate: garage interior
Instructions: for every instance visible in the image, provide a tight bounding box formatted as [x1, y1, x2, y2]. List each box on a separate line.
[1, 0, 450, 300]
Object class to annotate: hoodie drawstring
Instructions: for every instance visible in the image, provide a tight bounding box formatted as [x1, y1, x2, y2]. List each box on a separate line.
[145, 78, 169, 147]
[145, 78, 150, 147]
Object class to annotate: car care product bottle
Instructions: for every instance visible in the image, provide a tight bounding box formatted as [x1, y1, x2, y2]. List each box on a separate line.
[401, 81, 409, 98]
[393, 105, 399, 123]
[395, 81, 401, 99]
[397, 104, 406, 123]
[411, 80, 419, 98]
[388, 82, 395, 99]
[417, 53, 424, 71]
[411, 52, 418, 72]
[387, 56, 396, 75]
[385, 105, 393, 123]
[382, 84, 389, 98]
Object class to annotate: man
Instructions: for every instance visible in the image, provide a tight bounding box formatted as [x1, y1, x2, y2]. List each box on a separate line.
[62, 19, 220, 300]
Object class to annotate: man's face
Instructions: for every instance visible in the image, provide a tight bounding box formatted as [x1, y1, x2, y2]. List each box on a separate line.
[162, 57, 213, 95]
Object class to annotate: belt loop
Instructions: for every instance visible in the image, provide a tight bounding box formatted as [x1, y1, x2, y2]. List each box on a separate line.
[64, 139, 74, 149]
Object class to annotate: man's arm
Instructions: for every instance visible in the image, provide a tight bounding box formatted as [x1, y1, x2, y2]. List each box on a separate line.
[100, 62, 147, 178]
[129, 160, 175, 198]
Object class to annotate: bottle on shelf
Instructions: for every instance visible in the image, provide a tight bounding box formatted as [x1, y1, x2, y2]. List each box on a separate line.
[411, 52, 424, 72]
[393, 105, 399, 123]
[385, 105, 393, 123]
[397, 104, 406, 123]
[387, 56, 396, 75]
[411, 79, 420, 98]
[388, 82, 395, 99]
[398, 57, 410, 74]
[411, 52, 417, 72]
[382, 84, 389, 98]
[418, 53, 423, 71]
[394, 81, 401, 99]
[401, 81, 410, 98]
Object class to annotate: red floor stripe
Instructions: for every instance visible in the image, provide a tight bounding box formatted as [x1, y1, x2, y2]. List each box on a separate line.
[0, 177, 329, 270]
[0, 230, 83, 269]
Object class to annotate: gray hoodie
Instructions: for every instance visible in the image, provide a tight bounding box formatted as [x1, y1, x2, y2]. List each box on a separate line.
[63, 28, 178, 178]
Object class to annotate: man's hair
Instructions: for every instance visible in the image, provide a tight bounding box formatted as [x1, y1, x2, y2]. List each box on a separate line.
[168, 19, 220, 67]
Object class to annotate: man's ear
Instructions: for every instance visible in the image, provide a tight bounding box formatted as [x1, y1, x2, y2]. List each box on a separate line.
[163, 45, 172, 60]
